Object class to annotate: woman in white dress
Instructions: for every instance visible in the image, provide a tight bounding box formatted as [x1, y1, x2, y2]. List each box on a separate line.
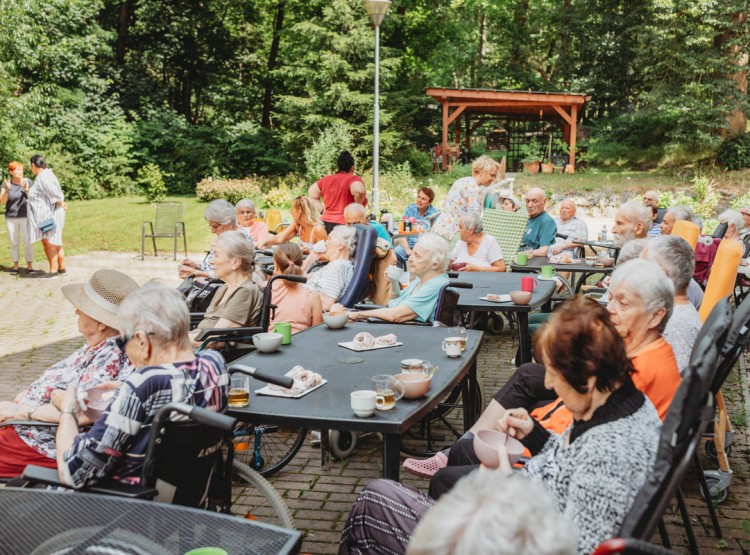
[28, 155, 67, 276]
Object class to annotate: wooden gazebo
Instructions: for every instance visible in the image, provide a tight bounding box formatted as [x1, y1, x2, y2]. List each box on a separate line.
[426, 87, 590, 172]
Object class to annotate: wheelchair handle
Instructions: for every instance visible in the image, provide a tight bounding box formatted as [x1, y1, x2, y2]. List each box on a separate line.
[153, 402, 237, 432]
[229, 363, 295, 389]
[448, 281, 473, 289]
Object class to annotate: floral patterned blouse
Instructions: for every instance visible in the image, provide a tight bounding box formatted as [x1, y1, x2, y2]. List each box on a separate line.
[14, 336, 134, 458]
[431, 176, 483, 240]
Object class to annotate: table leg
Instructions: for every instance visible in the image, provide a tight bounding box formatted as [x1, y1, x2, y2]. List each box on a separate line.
[462, 361, 480, 429]
[517, 312, 532, 364]
[382, 433, 401, 481]
[320, 429, 330, 472]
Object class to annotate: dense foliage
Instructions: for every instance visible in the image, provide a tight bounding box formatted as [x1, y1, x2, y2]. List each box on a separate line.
[0, 0, 747, 198]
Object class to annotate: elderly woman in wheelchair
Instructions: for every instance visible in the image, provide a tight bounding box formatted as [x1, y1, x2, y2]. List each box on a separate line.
[0, 269, 139, 478]
[340, 296, 662, 555]
[340, 232, 450, 324]
[54, 283, 228, 489]
[189, 230, 263, 347]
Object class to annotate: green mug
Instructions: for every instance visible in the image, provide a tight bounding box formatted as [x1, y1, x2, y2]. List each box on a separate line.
[540, 265, 556, 278]
[184, 549, 229, 555]
[273, 322, 292, 345]
[515, 253, 528, 265]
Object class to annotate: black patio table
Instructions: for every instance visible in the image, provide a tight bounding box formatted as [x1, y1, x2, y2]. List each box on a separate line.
[229, 322, 483, 481]
[448, 271, 554, 364]
[511, 255, 615, 293]
[0, 488, 302, 555]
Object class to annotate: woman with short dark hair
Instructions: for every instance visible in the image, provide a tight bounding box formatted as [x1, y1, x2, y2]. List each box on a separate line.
[28, 154, 67, 276]
[1, 161, 35, 273]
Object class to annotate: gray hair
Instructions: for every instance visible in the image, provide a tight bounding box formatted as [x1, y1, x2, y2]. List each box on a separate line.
[215, 230, 256, 273]
[414, 232, 451, 272]
[460, 212, 483, 234]
[719, 208, 744, 231]
[344, 203, 367, 220]
[329, 225, 358, 258]
[617, 238, 648, 264]
[118, 282, 191, 351]
[619, 201, 652, 235]
[407, 471, 577, 555]
[666, 205, 693, 223]
[643, 235, 695, 295]
[610, 259, 674, 333]
[236, 198, 256, 211]
[204, 199, 237, 227]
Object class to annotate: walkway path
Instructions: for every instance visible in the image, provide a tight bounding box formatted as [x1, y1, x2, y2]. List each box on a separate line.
[0, 252, 748, 554]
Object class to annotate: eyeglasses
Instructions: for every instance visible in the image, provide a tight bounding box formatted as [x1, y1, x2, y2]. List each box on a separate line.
[208, 222, 222, 231]
[741, 212, 750, 217]
[117, 330, 154, 350]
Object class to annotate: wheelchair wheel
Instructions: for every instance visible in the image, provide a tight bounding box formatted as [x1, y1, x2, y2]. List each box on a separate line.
[229, 460, 295, 529]
[704, 439, 732, 461]
[700, 474, 729, 504]
[328, 430, 358, 460]
[232, 423, 307, 478]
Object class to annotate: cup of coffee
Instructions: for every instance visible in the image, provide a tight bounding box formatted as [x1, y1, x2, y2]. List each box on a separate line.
[372, 375, 405, 410]
[450, 326, 468, 351]
[228, 374, 250, 408]
[515, 253, 527, 265]
[442, 337, 463, 358]
[273, 322, 292, 345]
[540, 265, 556, 279]
[351, 390, 377, 417]
[401, 358, 425, 372]
[521, 276, 537, 292]
[585, 256, 596, 267]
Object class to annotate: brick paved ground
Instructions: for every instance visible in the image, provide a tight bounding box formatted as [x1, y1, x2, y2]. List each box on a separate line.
[0, 252, 748, 554]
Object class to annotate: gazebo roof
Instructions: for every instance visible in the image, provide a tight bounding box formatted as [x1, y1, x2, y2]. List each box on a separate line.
[425, 87, 590, 121]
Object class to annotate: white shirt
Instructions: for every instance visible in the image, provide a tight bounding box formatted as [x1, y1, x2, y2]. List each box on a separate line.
[451, 234, 504, 268]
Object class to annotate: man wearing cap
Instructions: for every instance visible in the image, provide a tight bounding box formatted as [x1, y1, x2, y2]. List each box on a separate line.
[550, 199, 588, 258]
[519, 188, 557, 257]
[0, 269, 138, 478]
[308, 151, 368, 234]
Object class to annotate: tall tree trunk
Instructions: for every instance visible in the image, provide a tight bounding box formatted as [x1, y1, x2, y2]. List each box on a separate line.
[727, 11, 747, 136]
[262, 0, 286, 129]
[115, 0, 133, 67]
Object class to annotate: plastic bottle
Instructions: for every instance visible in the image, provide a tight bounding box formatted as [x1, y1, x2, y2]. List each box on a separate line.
[600, 225, 607, 242]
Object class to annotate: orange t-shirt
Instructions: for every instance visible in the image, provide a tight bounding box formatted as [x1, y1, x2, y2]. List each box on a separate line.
[530, 337, 681, 436]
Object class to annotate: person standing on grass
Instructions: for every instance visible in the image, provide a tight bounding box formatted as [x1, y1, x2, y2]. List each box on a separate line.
[1, 161, 35, 274]
[28, 154, 66, 277]
[308, 151, 368, 234]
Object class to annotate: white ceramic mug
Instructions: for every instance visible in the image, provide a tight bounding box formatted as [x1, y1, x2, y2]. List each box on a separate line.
[442, 337, 463, 358]
[385, 265, 404, 281]
[351, 390, 377, 418]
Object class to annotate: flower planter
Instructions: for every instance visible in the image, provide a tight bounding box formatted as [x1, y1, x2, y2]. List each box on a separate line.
[541, 163, 555, 174]
[523, 160, 540, 175]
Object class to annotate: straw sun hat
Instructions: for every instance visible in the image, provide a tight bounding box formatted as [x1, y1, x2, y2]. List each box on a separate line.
[61, 269, 139, 330]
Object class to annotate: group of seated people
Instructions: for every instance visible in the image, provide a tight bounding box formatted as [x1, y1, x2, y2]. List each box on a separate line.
[0, 183, 738, 555]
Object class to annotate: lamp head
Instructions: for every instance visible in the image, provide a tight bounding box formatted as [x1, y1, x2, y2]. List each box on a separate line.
[362, 0, 391, 26]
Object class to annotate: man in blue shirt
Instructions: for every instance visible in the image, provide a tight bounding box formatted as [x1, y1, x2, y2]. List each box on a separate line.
[344, 203, 392, 245]
[520, 188, 556, 256]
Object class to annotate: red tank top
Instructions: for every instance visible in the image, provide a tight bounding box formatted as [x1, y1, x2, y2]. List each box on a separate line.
[317, 171, 366, 224]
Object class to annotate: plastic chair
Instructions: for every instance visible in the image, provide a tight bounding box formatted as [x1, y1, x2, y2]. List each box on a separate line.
[618, 299, 734, 555]
[141, 202, 187, 260]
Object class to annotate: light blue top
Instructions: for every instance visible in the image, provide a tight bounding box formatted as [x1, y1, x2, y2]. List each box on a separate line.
[388, 273, 450, 323]
[369, 220, 392, 245]
[402, 203, 438, 247]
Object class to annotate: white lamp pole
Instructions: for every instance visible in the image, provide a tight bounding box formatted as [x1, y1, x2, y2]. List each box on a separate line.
[362, 0, 391, 215]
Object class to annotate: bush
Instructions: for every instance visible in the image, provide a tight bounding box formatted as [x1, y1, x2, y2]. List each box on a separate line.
[303, 123, 353, 183]
[717, 134, 750, 171]
[137, 163, 169, 203]
[195, 178, 263, 204]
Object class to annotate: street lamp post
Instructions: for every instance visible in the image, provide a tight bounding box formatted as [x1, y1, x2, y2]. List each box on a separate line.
[362, 0, 391, 215]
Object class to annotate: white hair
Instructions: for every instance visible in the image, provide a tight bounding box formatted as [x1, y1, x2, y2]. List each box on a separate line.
[414, 232, 451, 272]
[329, 225, 358, 258]
[215, 230, 256, 274]
[204, 199, 237, 227]
[619, 201, 652, 235]
[610, 259, 674, 333]
[118, 282, 191, 350]
[407, 470, 577, 555]
[617, 238, 649, 264]
[643, 235, 695, 295]
[344, 203, 367, 220]
[236, 198, 256, 211]
[666, 205, 693, 223]
[460, 212, 483, 233]
[719, 208, 744, 231]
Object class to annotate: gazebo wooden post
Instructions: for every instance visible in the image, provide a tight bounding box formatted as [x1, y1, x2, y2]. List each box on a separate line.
[442, 99, 449, 171]
[464, 113, 471, 151]
[568, 104, 578, 173]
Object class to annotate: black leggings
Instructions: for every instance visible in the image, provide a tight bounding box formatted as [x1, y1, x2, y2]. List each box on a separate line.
[430, 363, 556, 499]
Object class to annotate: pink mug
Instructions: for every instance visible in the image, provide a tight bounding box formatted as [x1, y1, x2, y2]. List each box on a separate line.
[521, 276, 537, 293]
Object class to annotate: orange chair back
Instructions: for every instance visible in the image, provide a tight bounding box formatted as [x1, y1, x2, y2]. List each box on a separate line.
[699, 239, 743, 322]
[672, 220, 699, 249]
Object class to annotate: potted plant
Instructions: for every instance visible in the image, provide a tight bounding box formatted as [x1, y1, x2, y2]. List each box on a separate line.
[520, 138, 543, 175]
[541, 134, 555, 174]
[552, 138, 569, 173]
